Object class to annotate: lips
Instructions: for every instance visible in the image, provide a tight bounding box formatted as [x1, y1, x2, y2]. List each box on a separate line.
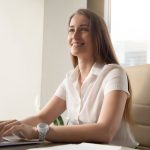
[72, 42, 85, 48]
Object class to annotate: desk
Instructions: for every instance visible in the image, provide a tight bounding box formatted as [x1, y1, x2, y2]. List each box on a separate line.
[0, 142, 55, 150]
[0, 143, 139, 150]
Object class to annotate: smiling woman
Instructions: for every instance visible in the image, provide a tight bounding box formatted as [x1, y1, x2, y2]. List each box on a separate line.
[0, 8, 138, 148]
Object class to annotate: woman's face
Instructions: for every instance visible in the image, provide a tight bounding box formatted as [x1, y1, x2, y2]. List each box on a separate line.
[68, 14, 94, 59]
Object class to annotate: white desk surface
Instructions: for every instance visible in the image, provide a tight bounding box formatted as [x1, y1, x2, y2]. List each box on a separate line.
[0, 142, 139, 150]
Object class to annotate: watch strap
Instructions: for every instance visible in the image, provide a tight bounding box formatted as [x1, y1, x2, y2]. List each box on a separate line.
[37, 123, 49, 141]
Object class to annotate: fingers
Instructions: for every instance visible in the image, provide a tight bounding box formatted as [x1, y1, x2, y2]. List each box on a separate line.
[2, 124, 36, 141]
[0, 120, 21, 137]
[0, 120, 19, 130]
[2, 125, 21, 137]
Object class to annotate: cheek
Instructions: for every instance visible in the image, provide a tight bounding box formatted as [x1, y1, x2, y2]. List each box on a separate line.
[67, 35, 71, 46]
[88, 36, 94, 46]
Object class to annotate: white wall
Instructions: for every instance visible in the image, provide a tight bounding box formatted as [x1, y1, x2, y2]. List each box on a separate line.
[40, 0, 87, 107]
[0, 0, 44, 119]
[0, 0, 87, 120]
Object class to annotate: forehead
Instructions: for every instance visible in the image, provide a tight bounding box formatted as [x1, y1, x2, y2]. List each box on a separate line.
[69, 14, 89, 27]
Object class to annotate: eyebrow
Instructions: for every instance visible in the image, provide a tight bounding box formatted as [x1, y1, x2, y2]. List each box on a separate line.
[69, 24, 89, 28]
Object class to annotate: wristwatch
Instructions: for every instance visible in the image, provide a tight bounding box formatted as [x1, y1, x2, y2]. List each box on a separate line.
[37, 123, 49, 141]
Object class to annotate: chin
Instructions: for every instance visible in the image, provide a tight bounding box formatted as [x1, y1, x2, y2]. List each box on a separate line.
[70, 49, 79, 56]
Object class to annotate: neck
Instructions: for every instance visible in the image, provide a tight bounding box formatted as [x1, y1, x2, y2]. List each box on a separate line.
[78, 59, 95, 82]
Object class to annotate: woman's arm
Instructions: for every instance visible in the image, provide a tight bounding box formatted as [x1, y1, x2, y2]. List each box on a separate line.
[45, 90, 127, 143]
[0, 96, 66, 137]
[1, 91, 127, 143]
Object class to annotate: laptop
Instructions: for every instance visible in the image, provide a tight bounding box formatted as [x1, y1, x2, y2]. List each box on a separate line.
[0, 135, 43, 147]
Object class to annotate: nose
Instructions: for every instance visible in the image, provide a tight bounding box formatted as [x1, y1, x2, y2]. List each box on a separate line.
[72, 30, 80, 39]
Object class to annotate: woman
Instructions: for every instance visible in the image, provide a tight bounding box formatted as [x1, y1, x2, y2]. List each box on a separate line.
[0, 9, 138, 148]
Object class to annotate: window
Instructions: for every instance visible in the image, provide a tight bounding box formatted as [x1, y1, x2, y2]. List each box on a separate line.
[110, 0, 150, 66]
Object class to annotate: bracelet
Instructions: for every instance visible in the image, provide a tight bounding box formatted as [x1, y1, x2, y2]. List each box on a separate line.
[37, 123, 49, 141]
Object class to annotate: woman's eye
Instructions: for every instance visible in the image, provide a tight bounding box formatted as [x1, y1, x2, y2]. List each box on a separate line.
[68, 28, 74, 32]
[80, 28, 89, 32]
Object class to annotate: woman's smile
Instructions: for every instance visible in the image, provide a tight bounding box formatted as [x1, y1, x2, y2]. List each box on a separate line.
[71, 42, 85, 48]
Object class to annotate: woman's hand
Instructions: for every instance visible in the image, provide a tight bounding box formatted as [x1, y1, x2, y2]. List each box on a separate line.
[0, 120, 38, 140]
[0, 120, 19, 137]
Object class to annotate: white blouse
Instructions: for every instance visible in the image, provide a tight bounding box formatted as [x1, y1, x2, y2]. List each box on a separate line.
[54, 63, 138, 148]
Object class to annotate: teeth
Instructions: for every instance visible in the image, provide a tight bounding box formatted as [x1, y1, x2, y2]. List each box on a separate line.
[73, 43, 84, 47]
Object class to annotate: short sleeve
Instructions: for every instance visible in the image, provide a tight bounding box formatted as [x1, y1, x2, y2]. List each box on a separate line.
[104, 68, 130, 96]
[54, 78, 66, 101]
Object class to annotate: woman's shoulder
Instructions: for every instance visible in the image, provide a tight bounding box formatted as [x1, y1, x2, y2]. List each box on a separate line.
[102, 64, 125, 73]
[100, 63, 127, 78]
[103, 63, 123, 70]
[65, 67, 78, 80]
[102, 64, 127, 79]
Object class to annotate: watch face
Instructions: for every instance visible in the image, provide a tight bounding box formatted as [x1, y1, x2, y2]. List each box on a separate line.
[37, 123, 49, 133]
[37, 123, 49, 141]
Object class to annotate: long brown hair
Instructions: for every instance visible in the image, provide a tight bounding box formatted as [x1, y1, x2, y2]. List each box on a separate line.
[68, 8, 132, 124]
[68, 8, 119, 67]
